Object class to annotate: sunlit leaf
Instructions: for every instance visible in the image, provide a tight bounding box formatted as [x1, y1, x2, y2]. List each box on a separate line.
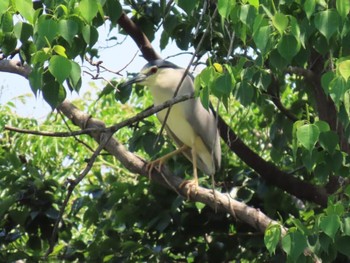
[282, 231, 307, 262]
[218, 0, 234, 19]
[14, 0, 34, 23]
[319, 214, 341, 240]
[277, 34, 300, 62]
[13, 22, 33, 42]
[336, 0, 350, 21]
[272, 12, 288, 35]
[264, 224, 281, 255]
[304, 0, 315, 20]
[58, 19, 79, 45]
[79, 0, 98, 23]
[0, 0, 9, 16]
[314, 9, 340, 42]
[338, 60, 350, 80]
[49, 55, 72, 84]
[297, 124, 320, 151]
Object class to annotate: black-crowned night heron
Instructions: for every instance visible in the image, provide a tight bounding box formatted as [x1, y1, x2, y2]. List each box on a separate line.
[120, 60, 221, 192]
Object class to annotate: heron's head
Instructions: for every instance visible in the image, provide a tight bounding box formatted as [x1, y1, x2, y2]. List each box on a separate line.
[120, 60, 181, 88]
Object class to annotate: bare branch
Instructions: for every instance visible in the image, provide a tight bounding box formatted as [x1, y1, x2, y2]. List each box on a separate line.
[0, 59, 31, 78]
[117, 13, 161, 61]
[4, 93, 194, 137]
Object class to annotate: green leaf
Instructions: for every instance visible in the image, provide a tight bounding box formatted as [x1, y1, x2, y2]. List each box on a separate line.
[104, 0, 122, 24]
[282, 231, 307, 262]
[248, 0, 259, 9]
[235, 81, 254, 106]
[195, 202, 205, 213]
[58, 19, 79, 45]
[336, 0, 350, 21]
[1, 11, 13, 32]
[14, 0, 34, 23]
[319, 214, 341, 240]
[37, 16, 59, 44]
[177, 0, 197, 15]
[329, 76, 347, 106]
[314, 120, 330, 132]
[160, 30, 169, 50]
[49, 55, 72, 84]
[53, 45, 67, 57]
[319, 131, 339, 153]
[277, 34, 300, 62]
[338, 60, 350, 80]
[69, 61, 82, 92]
[79, 0, 98, 23]
[253, 16, 271, 54]
[304, 0, 315, 20]
[336, 236, 350, 257]
[218, 0, 234, 19]
[344, 90, 350, 118]
[0, 0, 10, 16]
[1, 33, 17, 56]
[212, 73, 232, 99]
[115, 81, 132, 104]
[28, 66, 43, 94]
[0, 195, 17, 218]
[264, 224, 281, 255]
[240, 4, 257, 29]
[272, 12, 288, 35]
[13, 22, 33, 43]
[296, 124, 320, 151]
[321, 71, 335, 95]
[82, 25, 99, 46]
[314, 9, 340, 42]
[199, 84, 210, 110]
[42, 74, 67, 109]
[343, 217, 350, 235]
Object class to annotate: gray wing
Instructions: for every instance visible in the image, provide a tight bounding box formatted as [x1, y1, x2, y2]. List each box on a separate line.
[175, 70, 221, 173]
[186, 99, 221, 172]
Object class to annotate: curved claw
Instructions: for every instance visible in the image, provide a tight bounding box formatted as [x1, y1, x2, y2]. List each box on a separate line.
[146, 159, 164, 179]
[179, 179, 199, 200]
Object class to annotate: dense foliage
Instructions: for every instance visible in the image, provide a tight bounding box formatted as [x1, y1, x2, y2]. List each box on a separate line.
[1, 0, 350, 262]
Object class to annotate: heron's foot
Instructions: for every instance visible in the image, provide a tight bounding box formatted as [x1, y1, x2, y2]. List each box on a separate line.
[179, 179, 199, 199]
[146, 158, 165, 179]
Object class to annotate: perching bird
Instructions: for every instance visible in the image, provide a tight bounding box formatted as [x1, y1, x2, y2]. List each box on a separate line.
[120, 60, 221, 191]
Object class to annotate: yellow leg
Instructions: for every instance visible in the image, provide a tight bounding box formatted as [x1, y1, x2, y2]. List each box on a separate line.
[147, 144, 189, 178]
[179, 144, 199, 199]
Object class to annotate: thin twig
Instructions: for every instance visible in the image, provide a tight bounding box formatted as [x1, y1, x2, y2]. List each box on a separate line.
[44, 132, 113, 258]
[4, 93, 195, 138]
[59, 111, 95, 152]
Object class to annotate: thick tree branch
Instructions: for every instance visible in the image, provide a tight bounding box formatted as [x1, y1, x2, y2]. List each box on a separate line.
[58, 100, 323, 262]
[0, 59, 31, 78]
[303, 51, 350, 154]
[57, 99, 286, 234]
[215, 113, 329, 207]
[117, 13, 161, 61]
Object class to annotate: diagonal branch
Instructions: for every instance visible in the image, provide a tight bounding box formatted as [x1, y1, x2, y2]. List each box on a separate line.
[58, 100, 322, 262]
[57, 99, 286, 231]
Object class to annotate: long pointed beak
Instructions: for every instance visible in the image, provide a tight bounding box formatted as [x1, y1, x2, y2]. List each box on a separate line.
[119, 73, 147, 88]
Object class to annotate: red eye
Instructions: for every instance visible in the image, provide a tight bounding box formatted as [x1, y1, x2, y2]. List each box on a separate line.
[150, 67, 158, 74]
